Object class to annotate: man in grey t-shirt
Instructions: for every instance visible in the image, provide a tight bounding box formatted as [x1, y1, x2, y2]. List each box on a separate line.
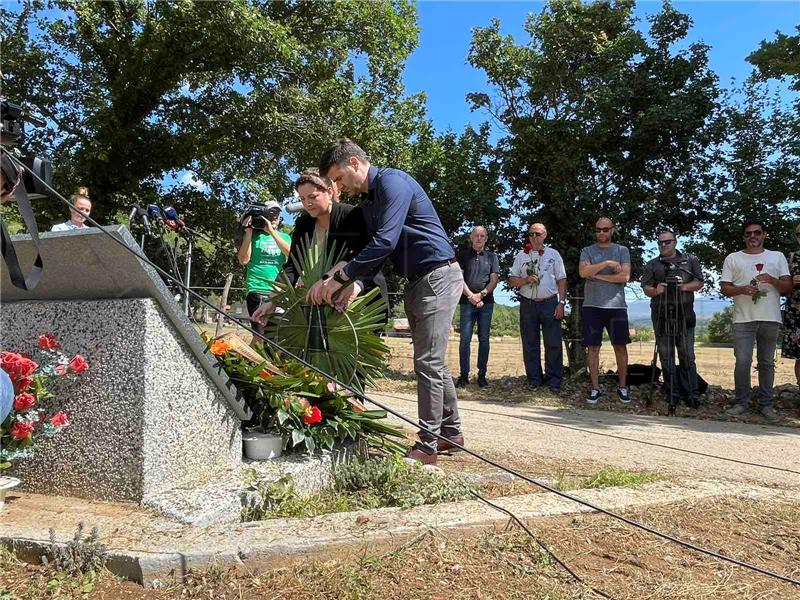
[578, 217, 632, 405]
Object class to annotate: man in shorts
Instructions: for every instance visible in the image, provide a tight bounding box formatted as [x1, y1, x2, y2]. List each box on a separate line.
[579, 217, 631, 405]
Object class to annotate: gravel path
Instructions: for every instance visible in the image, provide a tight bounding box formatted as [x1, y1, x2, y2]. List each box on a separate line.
[372, 391, 800, 489]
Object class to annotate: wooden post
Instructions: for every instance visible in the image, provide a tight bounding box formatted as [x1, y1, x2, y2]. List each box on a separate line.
[214, 272, 234, 337]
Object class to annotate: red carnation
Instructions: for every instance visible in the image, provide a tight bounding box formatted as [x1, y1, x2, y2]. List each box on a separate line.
[302, 406, 323, 425]
[13, 392, 36, 411]
[538, 248, 545, 256]
[38, 333, 60, 350]
[49, 411, 70, 427]
[523, 243, 533, 253]
[67, 354, 89, 374]
[10, 421, 35, 440]
[755, 263, 764, 272]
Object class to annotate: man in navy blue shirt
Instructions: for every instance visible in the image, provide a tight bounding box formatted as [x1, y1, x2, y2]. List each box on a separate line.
[309, 139, 464, 465]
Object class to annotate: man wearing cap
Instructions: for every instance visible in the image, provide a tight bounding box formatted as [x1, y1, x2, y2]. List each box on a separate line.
[237, 200, 291, 345]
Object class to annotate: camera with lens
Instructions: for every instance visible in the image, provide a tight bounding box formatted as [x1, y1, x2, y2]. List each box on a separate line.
[243, 201, 281, 231]
[1, 100, 52, 199]
[658, 257, 683, 286]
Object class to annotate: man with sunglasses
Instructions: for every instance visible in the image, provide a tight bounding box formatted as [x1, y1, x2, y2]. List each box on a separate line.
[509, 223, 567, 390]
[579, 217, 631, 405]
[721, 219, 791, 421]
[642, 230, 704, 407]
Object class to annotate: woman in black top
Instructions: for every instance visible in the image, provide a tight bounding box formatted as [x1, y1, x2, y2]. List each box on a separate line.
[252, 171, 387, 324]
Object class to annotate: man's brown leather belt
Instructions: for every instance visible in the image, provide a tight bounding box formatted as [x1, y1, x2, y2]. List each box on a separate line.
[522, 294, 556, 303]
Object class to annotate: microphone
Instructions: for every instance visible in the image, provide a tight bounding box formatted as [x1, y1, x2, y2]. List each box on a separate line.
[165, 218, 185, 233]
[163, 205, 180, 221]
[147, 204, 164, 222]
[284, 201, 306, 214]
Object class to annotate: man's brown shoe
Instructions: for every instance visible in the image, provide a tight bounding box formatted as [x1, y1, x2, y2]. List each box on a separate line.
[405, 447, 438, 466]
[436, 434, 465, 453]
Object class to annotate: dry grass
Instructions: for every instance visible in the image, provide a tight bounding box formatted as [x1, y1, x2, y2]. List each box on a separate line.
[3, 497, 797, 599]
[383, 336, 798, 389]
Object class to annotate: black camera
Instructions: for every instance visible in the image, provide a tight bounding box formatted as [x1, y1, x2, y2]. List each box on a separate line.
[1, 101, 52, 199]
[658, 257, 683, 286]
[243, 203, 280, 231]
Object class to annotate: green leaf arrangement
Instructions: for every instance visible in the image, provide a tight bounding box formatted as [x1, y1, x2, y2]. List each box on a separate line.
[264, 236, 389, 393]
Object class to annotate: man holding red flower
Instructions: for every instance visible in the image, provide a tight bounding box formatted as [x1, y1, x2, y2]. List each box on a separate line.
[721, 219, 791, 421]
[509, 223, 567, 390]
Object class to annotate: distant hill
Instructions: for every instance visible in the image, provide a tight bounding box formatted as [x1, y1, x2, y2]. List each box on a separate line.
[626, 297, 731, 325]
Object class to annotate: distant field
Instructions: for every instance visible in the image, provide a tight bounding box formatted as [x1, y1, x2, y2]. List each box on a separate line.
[384, 336, 796, 389]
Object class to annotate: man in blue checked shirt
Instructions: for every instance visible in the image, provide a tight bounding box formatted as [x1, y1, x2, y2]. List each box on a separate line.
[307, 138, 464, 466]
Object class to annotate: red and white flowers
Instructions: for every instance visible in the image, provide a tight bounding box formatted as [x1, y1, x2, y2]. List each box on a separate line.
[1, 333, 88, 470]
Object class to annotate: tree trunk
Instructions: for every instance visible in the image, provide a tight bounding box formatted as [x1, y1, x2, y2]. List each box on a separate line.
[215, 272, 234, 337]
[565, 280, 586, 378]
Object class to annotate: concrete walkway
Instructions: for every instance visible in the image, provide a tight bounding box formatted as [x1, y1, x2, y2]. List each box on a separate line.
[372, 392, 800, 488]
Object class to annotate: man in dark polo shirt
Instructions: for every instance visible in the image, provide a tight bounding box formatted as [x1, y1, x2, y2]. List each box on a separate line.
[641, 229, 704, 408]
[309, 139, 464, 466]
[456, 226, 499, 388]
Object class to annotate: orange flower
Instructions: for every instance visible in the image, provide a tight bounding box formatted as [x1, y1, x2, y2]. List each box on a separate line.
[258, 369, 273, 379]
[209, 339, 232, 356]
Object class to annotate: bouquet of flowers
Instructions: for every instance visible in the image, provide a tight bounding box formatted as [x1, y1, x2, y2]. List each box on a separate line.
[0, 334, 89, 470]
[523, 243, 545, 295]
[750, 263, 768, 304]
[207, 336, 406, 455]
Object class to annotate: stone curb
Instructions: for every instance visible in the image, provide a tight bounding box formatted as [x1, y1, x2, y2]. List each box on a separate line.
[2, 480, 794, 588]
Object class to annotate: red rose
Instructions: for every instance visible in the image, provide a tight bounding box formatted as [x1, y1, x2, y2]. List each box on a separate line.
[755, 263, 764, 272]
[49, 411, 70, 427]
[13, 356, 38, 378]
[13, 392, 36, 411]
[38, 333, 60, 350]
[302, 406, 323, 425]
[14, 376, 33, 394]
[538, 248, 545, 256]
[10, 421, 35, 440]
[1, 352, 22, 375]
[523, 243, 533, 253]
[68, 354, 89, 374]
[55, 364, 68, 376]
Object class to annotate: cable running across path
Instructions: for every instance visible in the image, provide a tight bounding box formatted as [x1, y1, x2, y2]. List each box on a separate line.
[377, 393, 800, 476]
[6, 150, 799, 589]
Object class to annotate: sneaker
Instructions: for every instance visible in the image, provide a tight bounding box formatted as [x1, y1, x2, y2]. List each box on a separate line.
[586, 389, 602, 405]
[617, 387, 631, 404]
[725, 404, 748, 417]
[527, 381, 541, 390]
[455, 376, 468, 388]
[477, 375, 488, 388]
[760, 406, 779, 422]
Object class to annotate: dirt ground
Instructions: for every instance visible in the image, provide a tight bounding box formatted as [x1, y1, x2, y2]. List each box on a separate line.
[3, 496, 798, 599]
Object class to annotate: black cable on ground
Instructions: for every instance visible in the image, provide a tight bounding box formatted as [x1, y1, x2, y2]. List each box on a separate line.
[468, 490, 615, 599]
[6, 150, 799, 589]
[376, 393, 800, 476]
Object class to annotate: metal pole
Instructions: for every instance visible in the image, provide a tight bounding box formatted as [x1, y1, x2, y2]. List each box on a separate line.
[184, 237, 192, 317]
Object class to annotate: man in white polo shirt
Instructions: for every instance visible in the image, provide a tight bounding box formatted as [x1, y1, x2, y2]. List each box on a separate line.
[509, 222, 567, 390]
[721, 219, 792, 421]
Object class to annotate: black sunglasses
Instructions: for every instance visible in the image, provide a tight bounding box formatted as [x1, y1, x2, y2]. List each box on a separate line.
[657, 239, 676, 246]
[744, 230, 764, 237]
[595, 227, 612, 233]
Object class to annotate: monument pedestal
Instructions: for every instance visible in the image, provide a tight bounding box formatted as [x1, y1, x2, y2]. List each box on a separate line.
[1, 226, 248, 504]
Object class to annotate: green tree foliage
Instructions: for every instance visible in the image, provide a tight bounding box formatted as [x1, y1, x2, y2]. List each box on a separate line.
[467, 0, 722, 369]
[1, 0, 425, 289]
[705, 305, 734, 344]
[686, 80, 798, 270]
[747, 25, 800, 90]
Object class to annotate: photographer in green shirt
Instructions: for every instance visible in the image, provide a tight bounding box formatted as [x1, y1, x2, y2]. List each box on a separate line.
[237, 200, 291, 344]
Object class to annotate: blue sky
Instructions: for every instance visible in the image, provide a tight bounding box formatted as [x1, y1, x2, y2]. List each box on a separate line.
[403, 0, 800, 134]
[400, 1, 798, 304]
